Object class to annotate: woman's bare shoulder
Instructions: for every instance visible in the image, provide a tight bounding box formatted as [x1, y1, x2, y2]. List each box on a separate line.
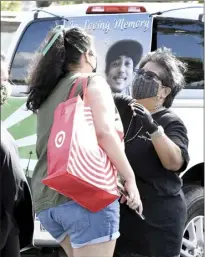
[87, 74, 111, 93]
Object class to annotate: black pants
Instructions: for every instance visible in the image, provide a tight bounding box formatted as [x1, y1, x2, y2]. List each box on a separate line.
[1, 232, 20, 257]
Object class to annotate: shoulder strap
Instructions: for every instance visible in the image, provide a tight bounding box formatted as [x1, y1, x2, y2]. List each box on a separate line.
[68, 73, 101, 99]
[69, 77, 88, 99]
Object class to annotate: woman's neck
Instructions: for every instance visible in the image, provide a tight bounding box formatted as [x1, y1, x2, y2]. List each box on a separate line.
[69, 68, 83, 73]
[69, 65, 90, 74]
[136, 99, 163, 113]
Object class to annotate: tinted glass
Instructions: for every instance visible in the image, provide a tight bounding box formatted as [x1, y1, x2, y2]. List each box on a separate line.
[153, 18, 204, 89]
[10, 18, 63, 85]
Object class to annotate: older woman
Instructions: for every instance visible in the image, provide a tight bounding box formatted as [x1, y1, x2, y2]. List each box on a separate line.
[0, 54, 34, 257]
[113, 47, 190, 257]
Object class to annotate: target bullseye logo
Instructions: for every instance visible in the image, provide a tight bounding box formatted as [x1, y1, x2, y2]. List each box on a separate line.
[55, 131, 66, 148]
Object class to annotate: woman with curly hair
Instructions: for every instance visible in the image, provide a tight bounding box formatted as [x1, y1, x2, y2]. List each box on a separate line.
[26, 27, 142, 257]
[113, 48, 190, 257]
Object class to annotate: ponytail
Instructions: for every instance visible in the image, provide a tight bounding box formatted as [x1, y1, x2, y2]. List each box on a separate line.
[26, 27, 92, 113]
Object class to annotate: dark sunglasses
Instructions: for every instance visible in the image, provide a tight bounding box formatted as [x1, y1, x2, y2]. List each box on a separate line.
[135, 68, 162, 82]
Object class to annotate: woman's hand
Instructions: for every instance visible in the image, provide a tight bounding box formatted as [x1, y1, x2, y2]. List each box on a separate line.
[120, 180, 143, 214]
[130, 103, 186, 172]
[130, 102, 158, 134]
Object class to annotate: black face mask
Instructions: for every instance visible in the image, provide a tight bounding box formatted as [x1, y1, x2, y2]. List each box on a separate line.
[132, 69, 160, 99]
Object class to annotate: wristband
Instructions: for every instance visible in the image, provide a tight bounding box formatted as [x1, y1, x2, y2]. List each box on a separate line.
[149, 126, 164, 138]
[147, 122, 158, 134]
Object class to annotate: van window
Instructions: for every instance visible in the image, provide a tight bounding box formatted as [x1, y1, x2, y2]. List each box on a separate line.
[10, 18, 63, 85]
[152, 17, 204, 89]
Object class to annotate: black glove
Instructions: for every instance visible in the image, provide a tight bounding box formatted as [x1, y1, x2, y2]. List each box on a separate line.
[113, 93, 133, 106]
[131, 102, 158, 134]
[113, 93, 134, 117]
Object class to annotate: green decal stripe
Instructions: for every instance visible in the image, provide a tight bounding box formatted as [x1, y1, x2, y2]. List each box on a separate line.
[8, 114, 36, 139]
[1, 98, 26, 121]
[18, 145, 37, 160]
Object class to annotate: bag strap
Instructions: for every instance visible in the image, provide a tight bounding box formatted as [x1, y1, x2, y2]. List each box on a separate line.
[69, 77, 88, 99]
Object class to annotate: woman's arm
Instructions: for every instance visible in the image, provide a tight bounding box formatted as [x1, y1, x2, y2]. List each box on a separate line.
[86, 76, 135, 181]
[132, 103, 189, 172]
[152, 120, 189, 172]
[86, 76, 143, 211]
[151, 126, 185, 171]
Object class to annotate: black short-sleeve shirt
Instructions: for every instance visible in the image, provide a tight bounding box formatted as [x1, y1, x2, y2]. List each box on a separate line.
[124, 108, 189, 197]
[113, 95, 190, 256]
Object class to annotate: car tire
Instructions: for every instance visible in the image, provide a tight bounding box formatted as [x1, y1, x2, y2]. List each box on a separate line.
[181, 185, 204, 257]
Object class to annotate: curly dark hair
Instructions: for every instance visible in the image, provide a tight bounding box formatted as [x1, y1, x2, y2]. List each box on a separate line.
[26, 27, 92, 113]
[136, 47, 187, 108]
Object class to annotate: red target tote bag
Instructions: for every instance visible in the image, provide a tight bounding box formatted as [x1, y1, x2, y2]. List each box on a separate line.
[42, 77, 122, 212]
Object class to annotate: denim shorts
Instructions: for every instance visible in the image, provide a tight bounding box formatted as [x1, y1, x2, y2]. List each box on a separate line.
[37, 199, 120, 248]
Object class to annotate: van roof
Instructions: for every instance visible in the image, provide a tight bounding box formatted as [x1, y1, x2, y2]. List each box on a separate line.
[2, 3, 203, 23]
[33, 2, 203, 20]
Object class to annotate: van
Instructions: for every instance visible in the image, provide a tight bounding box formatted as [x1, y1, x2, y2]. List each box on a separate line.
[2, 2, 204, 256]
